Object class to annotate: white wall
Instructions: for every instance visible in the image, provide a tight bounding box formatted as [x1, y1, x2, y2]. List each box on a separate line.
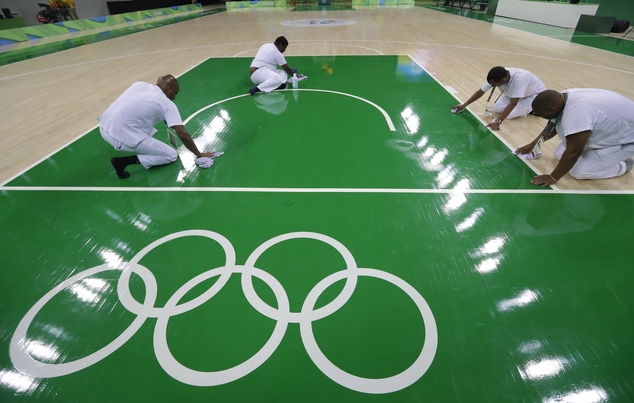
[0, 0, 112, 27]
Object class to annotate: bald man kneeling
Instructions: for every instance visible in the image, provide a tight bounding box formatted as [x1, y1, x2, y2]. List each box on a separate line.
[99, 74, 218, 178]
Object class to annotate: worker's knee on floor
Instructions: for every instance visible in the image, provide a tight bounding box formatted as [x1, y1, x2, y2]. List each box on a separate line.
[166, 149, 178, 163]
[568, 166, 593, 180]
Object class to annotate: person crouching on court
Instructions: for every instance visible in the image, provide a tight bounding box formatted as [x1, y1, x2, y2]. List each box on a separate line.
[452, 66, 546, 131]
[249, 36, 304, 96]
[99, 74, 218, 179]
[516, 89, 634, 187]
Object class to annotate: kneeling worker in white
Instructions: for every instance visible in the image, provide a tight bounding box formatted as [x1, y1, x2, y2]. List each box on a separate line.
[516, 88, 634, 186]
[99, 74, 218, 178]
[249, 36, 304, 96]
[452, 66, 546, 131]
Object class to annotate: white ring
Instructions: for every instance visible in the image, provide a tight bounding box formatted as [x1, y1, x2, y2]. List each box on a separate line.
[10, 231, 438, 393]
[10, 263, 155, 377]
[299, 268, 438, 394]
[117, 230, 236, 317]
[153, 266, 289, 386]
[242, 232, 358, 323]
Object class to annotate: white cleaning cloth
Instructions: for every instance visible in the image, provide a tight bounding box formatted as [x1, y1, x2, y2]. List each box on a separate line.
[195, 157, 214, 168]
[450, 108, 464, 114]
[512, 150, 542, 160]
[287, 75, 308, 83]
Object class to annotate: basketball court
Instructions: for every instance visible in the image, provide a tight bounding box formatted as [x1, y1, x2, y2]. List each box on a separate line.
[1, 5, 633, 402]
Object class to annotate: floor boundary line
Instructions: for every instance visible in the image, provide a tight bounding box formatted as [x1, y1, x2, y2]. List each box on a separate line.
[3, 186, 633, 195]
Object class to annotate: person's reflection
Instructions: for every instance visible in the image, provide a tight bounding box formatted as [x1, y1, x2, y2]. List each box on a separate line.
[468, 126, 510, 166]
[512, 194, 605, 236]
[132, 190, 203, 222]
[254, 92, 289, 115]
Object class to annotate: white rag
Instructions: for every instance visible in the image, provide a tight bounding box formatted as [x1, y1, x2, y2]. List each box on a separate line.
[287, 75, 308, 83]
[195, 157, 214, 168]
[512, 150, 542, 160]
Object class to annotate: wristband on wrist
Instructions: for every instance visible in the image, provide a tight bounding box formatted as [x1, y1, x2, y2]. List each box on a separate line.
[549, 174, 558, 182]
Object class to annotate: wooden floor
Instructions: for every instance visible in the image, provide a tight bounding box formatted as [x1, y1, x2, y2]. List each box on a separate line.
[1, 4, 633, 190]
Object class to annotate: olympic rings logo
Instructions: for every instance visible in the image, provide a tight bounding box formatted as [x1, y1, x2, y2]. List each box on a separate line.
[10, 230, 437, 394]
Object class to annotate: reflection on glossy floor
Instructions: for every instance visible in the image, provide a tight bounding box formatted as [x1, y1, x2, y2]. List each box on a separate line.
[1, 5, 633, 403]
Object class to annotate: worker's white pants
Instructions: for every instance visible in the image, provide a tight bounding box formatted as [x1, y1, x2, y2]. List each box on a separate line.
[493, 93, 538, 119]
[251, 68, 287, 93]
[101, 130, 177, 169]
[553, 141, 634, 180]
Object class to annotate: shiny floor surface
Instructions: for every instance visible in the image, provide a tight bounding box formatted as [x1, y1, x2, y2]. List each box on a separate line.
[1, 56, 633, 402]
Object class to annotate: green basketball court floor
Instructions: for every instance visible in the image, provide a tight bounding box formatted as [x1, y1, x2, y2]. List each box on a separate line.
[1, 55, 633, 402]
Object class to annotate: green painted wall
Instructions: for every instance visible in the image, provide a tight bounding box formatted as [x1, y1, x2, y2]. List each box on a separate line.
[485, 0, 631, 25]
[0, 17, 26, 30]
[594, 0, 633, 24]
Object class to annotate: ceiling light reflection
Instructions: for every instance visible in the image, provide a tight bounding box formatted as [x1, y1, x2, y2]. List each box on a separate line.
[475, 257, 500, 274]
[519, 357, 568, 380]
[105, 209, 124, 224]
[430, 149, 447, 166]
[198, 115, 227, 148]
[0, 369, 39, 393]
[25, 339, 60, 361]
[453, 178, 470, 192]
[68, 278, 110, 306]
[471, 236, 506, 258]
[99, 248, 124, 268]
[400, 106, 420, 134]
[455, 208, 484, 232]
[435, 165, 456, 188]
[176, 109, 230, 182]
[497, 289, 540, 312]
[481, 237, 505, 254]
[131, 213, 151, 231]
[544, 387, 608, 403]
[443, 179, 470, 214]
[443, 192, 466, 213]
[415, 136, 429, 149]
[518, 340, 542, 354]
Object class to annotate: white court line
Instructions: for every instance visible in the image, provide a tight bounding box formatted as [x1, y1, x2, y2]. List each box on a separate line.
[184, 89, 396, 131]
[2, 186, 634, 195]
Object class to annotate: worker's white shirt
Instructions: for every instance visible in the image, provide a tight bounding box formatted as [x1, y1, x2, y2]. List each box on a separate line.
[481, 68, 545, 99]
[99, 82, 183, 148]
[250, 43, 287, 71]
[557, 88, 634, 149]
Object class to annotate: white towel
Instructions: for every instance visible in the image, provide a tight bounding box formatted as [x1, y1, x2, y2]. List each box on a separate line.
[512, 150, 542, 160]
[195, 157, 214, 168]
[287, 75, 308, 83]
